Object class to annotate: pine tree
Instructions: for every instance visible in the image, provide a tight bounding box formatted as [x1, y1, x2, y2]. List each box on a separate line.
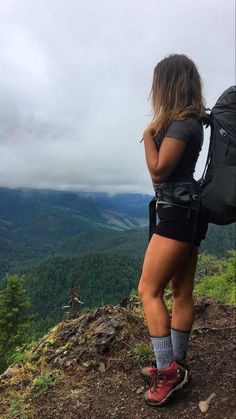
[0, 273, 32, 371]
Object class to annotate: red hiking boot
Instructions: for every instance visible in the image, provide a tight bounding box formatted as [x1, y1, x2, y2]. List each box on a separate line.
[144, 360, 188, 406]
[141, 358, 189, 386]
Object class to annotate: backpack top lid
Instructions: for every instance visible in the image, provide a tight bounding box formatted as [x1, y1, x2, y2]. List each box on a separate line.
[212, 85, 236, 135]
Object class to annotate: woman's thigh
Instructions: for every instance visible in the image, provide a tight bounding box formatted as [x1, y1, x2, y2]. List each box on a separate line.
[139, 233, 192, 297]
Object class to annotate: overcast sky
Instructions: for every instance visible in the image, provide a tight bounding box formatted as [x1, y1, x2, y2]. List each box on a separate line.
[0, 0, 235, 194]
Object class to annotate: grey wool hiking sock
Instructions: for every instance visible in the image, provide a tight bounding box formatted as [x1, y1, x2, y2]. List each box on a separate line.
[171, 328, 190, 362]
[151, 334, 174, 369]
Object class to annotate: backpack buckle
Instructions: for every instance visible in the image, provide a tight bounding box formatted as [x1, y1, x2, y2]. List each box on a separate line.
[219, 128, 227, 137]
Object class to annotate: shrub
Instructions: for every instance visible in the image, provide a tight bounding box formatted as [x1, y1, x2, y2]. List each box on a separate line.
[195, 250, 236, 305]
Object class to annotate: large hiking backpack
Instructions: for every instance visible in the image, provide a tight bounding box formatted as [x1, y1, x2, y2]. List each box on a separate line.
[199, 86, 236, 225]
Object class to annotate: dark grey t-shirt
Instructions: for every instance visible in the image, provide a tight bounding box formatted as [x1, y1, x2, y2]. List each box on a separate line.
[153, 117, 203, 184]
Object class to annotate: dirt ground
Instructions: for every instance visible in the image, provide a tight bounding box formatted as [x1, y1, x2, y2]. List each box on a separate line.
[0, 298, 235, 419]
[34, 299, 236, 419]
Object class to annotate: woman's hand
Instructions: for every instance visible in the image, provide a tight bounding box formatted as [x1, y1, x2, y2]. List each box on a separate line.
[143, 123, 156, 138]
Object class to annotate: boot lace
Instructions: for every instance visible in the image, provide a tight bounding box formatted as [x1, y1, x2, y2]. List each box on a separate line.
[150, 371, 166, 394]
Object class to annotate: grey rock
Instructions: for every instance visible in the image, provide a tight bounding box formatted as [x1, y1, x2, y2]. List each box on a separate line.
[64, 360, 71, 368]
[98, 362, 106, 373]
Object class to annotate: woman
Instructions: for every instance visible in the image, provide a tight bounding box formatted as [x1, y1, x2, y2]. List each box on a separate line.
[138, 54, 209, 407]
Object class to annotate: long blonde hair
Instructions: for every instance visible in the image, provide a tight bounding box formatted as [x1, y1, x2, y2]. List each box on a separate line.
[150, 54, 205, 139]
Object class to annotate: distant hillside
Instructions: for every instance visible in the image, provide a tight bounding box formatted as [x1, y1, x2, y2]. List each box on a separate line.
[21, 253, 142, 334]
[7, 249, 233, 338]
[201, 223, 235, 255]
[0, 187, 235, 280]
[0, 187, 149, 277]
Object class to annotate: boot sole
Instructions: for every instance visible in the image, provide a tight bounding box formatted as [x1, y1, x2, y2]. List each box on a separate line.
[145, 369, 189, 407]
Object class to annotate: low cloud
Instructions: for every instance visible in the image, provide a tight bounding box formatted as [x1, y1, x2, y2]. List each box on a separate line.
[0, 0, 235, 193]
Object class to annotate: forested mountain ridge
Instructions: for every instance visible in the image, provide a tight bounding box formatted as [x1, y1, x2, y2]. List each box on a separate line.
[1, 250, 231, 338]
[0, 187, 235, 280]
[22, 253, 142, 334]
[0, 188, 150, 224]
[0, 187, 149, 277]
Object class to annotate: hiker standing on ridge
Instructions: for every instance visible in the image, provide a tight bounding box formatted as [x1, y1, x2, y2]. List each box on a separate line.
[138, 54, 209, 406]
[62, 287, 84, 319]
[69, 287, 84, 318]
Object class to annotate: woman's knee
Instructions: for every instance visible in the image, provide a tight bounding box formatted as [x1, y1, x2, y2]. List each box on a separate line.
[172, 285, 193, 302]
[138, 276, 164, 300]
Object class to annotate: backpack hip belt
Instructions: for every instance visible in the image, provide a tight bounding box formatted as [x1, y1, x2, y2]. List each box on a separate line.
[154, 180, 201, 208]
[149, 180, 201, 242]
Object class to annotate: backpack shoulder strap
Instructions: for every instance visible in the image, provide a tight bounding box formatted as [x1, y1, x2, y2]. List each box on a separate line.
[201, 109, 212, 128]
[199, 110, 213, 184]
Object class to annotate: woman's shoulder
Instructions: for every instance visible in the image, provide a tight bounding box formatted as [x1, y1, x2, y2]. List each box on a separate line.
[166, 117, 202, 143]
[167, 117, 203, 135]
[169, 116, 202, 128]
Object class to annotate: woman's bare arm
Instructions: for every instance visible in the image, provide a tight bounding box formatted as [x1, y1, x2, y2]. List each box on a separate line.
[143, 126, 186, 183]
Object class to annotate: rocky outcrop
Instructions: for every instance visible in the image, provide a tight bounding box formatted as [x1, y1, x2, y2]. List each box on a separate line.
[41, 306, 144, 369]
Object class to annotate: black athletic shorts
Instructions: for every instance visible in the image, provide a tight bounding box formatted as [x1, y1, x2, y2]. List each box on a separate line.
[154, 203, 209, 247]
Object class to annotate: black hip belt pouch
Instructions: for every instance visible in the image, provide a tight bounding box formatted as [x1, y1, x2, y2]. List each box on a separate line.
[149, 181, 201, 241]
[155, 181, 201, 206]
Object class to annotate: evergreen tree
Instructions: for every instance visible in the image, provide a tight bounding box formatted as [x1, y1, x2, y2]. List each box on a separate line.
[0, 273, 32, 372]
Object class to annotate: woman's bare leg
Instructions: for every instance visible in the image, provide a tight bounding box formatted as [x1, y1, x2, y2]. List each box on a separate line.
[171, 245, 199, 331]
[138, 233, 192, 337]
[169, 245, 199, 363]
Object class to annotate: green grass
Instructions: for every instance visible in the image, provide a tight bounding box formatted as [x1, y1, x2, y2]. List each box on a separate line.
[6, 398, 30, 419]
[133, 343, 153, 360]
[33, 371, 60, 396]
[195, 274, 236, 305]
[195, 251, 236, 305]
